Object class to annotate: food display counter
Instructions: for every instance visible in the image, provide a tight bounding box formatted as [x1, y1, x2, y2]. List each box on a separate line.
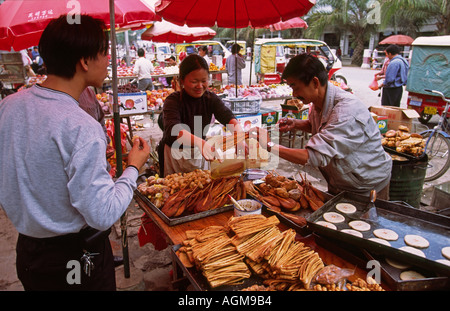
[133, 168, 450, 292]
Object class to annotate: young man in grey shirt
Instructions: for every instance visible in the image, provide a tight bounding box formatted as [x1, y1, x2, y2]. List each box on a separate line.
[0, 15, 150, 290]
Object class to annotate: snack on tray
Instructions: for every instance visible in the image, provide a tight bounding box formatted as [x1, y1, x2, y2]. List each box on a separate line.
[381, 126, 425, 156]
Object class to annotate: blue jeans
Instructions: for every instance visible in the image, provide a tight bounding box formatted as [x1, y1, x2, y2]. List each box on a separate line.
[138, 78, 154, 91]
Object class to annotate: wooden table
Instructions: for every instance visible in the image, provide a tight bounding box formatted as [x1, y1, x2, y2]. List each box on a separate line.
[134, 193, 390, 290]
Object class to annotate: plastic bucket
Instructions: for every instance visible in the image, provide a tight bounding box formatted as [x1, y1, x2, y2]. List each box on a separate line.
[389, 155, 428, 208]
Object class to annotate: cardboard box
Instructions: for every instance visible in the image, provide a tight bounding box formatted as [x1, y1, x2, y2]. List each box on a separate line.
[376, 116, 388, 134]
[206, 114, 262, 137]
[369, 106, 420, 131]
[236, 113, 262, 131]
[281, 104, 301, 119]
[281, 104, 309, 120]
[260, 109, 279, 126]
[112, 92, 147, 115]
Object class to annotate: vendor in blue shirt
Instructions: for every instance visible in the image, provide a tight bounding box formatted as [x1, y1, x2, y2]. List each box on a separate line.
[380, 44, 409, 107]
[252, 53, 392, 199]
[0, 15, 150, 291]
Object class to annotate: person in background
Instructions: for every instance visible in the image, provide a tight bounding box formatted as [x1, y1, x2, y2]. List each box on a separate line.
[336, 47, 342, 61]
[0, 14, 150, 291]
[160, 54, 245, 176]
[165, 56, 177, 87]
[133, 48, 154, 91]
[31, 46, 44, 74]
[226, 43, 246, 86]
[166, 56, 177, 67]
[20, 50, 35, 78]
[374, 50, 390, 82]
[198, 45, 211, 67]
[252, 53, 392, 199]
[380, 44, 409, 107]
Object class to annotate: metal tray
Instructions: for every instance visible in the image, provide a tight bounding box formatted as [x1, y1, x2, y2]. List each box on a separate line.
[383, 145, 426, 162]
[134, 190, 233, 226]
[254, 188, 334, 236]
[307, 191, 450, 277]
[363, 249, 449, 291]
[315, 234, 449, 291]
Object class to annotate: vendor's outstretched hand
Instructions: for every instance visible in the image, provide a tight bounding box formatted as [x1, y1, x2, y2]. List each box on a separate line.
[277, 117, 295, 132]
[128, 136, 150, 169]
[202, 140, 219, 162]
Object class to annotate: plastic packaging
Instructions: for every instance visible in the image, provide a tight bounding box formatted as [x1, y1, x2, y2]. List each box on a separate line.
[314, 264, 355, 285]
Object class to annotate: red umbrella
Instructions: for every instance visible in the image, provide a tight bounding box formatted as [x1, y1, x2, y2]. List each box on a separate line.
[266, 17, 308, 32]
[141, 20, 216, 43]
[0, 0, 160, 51]
[379, 34, 414, 46]
[155, 0, 316, 28]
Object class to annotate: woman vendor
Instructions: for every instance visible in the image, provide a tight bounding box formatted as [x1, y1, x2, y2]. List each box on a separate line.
[160, 54, 244, 176]
[253, 53, 392, 199]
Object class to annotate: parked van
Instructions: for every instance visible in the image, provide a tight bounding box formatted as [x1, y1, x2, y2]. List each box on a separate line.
[136, 41, 173, 62]
[175, 40, 231, 66]
[253, 38, 343, 84]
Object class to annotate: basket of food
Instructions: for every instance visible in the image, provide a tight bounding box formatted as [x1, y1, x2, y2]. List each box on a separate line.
[222, 96, 261, 115]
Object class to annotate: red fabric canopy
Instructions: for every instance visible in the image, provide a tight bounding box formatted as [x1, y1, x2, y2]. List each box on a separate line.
[155, 0, 316, 28]
[267, 17, 308, 31]
[0, 0, 160, 51]
[141, 20, 216, 43]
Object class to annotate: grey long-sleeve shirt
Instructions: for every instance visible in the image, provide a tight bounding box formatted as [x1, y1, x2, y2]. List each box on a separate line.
[0, 85, 138, 238]
[306, 82, 392, 196]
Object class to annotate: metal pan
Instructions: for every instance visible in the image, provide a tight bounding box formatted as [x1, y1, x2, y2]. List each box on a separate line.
[134, 190, 234, 226]
[383, 146, 426, 162]
[363, 249, 449, 291]
[307, 191, 450, 277]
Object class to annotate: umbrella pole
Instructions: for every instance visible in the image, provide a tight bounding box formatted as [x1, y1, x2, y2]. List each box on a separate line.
[234, 0, 238, 96]
[109, 0, 130, 279]
[249, 28, 255, 86]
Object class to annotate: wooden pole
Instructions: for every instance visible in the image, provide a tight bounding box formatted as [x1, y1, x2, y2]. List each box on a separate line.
[109, 0, 130, 279]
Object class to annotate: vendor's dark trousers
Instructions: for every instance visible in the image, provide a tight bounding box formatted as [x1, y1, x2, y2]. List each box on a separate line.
[381, 86, 403, 107]
[138, 78, 154, 91]
[16, 230, 116, 291]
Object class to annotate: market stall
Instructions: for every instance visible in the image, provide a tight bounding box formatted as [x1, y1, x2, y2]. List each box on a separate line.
[134, 169, 450, 291]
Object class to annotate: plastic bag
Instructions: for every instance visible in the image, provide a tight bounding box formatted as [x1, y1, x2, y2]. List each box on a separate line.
[314, 264, 355, 285]
[369, 78, 379, 91]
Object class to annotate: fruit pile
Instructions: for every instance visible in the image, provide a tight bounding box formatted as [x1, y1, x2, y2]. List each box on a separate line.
[209, 63, 225, 71]
[146, 88, 174, 110]
[221, 83, 292, 99]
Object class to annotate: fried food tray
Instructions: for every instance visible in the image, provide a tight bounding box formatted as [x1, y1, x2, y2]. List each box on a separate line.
[171, 244, 263, 291]
[314, 234, 449, 291]
[307, 191, 450, 277]
[134, 190, 233, 226]
[383, 145, 426, 162]
[255, 189, 334, 236]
